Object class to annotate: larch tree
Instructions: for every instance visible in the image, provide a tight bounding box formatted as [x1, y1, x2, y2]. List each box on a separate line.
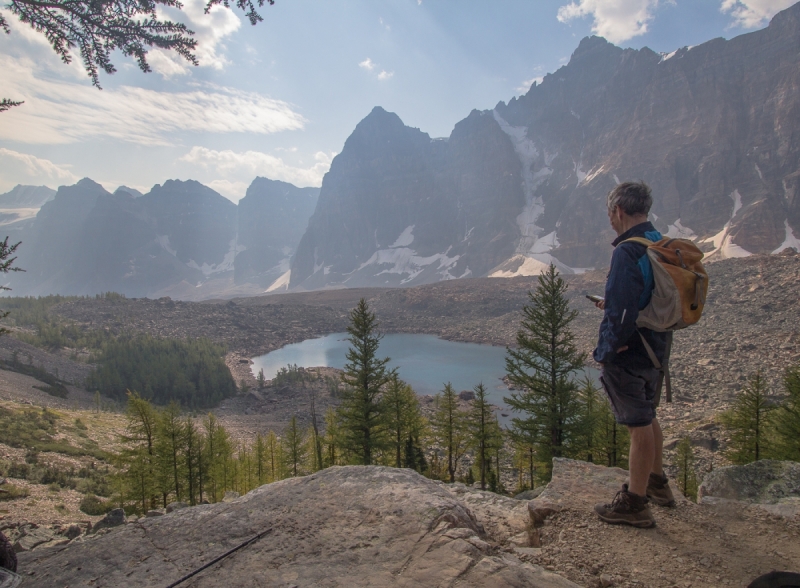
[468, 383, 494, 491]
[720, 370, 776, 464]
[773, 364, 800, 461]
[674, 437, 698, 501]
[430, 383, 468, 483]
[338, 298, 395, 465]
[504, 263, 586, 483]
[282, 415, 307, 477]
[384, 374, 425, 468]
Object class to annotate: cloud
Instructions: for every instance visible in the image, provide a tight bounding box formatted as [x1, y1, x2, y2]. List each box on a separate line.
[360, 58, 393, 81]
[0, 148, 79, 192]
[179, 147, 336, 196]
[557, 0, 661, 43]
[720, 0, 794, 28]
[149, 0, 243, 76]
[0, 54, 306, 146]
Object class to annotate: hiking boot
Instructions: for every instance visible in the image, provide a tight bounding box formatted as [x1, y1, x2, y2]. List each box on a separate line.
[594, 484, 655, 528]
[647, 472, 676, 507]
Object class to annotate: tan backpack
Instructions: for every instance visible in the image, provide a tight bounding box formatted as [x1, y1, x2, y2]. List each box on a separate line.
[623, 236, 709, 402]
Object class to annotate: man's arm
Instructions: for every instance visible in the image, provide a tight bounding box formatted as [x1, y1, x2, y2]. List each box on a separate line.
[593, 243, 645, 364]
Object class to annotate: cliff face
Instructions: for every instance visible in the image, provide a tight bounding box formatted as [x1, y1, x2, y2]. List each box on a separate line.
[290, 4, 800, 290]
[289, 107, 524, 289]
[235, 178, 319, 288]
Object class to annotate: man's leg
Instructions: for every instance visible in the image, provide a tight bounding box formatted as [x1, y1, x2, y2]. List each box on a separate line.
[627, 423, 655, 497]
[651, 417, 664, 476]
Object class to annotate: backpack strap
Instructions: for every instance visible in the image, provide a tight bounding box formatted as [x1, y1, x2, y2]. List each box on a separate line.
[637, 329, 673, 403]
[621, 237, 655, 247]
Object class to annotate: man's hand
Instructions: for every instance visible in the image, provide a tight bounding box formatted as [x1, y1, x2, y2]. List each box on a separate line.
[594, 300, 605, 310]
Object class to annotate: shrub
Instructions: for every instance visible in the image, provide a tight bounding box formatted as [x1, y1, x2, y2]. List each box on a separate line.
[79, 494, 111, 516]
[0, 481, 29, 501]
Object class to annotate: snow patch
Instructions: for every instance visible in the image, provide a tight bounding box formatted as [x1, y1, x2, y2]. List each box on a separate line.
[489, 254, 590, 278]
[755, 163, 764, 181]
[493, 109, 555, 257]
[613, 174, 621, 184]
[731, 189, 743, 218]
[353, 246, 462, 285]
[772, 220, 800, 253]
[700, 192, 752, 260]
[659, 49, 679, 62]
[530, 231, 559, 254]
[665, 219, 698, 241]
[187, 238, 239, 276]
[575, 160, 587, 185]
[582, 165, 606, 185]
[266, 270, 291, 293]
[390, 225, 415, 248]
[157, 235, 178, 257]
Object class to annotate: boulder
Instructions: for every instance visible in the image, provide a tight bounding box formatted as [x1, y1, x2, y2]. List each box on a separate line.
[91, 508, 126, 534]
[18, 466, 579, 587]
[166, 501, 188, 513]
[698, 460, 800, 517]
[222, 490, 240, 502]
[12, 525, 58, 553]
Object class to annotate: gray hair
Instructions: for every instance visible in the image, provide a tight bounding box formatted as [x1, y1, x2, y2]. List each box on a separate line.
[607, 181, 652, 216]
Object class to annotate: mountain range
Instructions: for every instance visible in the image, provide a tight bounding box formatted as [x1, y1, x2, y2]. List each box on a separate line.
[0, 178, 318, 299]
[3, 3, 800, 298]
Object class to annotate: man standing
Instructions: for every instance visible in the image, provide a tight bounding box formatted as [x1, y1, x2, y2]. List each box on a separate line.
[593, 181, 675, 528]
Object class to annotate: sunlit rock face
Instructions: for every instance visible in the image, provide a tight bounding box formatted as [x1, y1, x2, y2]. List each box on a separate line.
[291, 4, 800, 290]
[235, 177, 319, 288]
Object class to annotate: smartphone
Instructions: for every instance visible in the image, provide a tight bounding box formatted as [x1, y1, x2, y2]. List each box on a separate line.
[586, 295, 604, 304]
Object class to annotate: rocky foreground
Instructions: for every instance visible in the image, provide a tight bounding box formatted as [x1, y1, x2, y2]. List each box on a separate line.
[17, 460, 800, 588]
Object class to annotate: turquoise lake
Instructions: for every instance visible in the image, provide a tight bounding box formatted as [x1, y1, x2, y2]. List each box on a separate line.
[251, 333, 598, 422]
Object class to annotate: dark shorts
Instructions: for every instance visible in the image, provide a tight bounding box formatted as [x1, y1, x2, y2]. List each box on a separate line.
[599, 363, 660, 428]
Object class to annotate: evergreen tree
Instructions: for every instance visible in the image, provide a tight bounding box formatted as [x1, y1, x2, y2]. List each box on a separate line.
[773, 364, 800, 461]
[338, 298, 395, 465]
[257, 368, 267, 389]
[504, 264, 586, 483]
[720, 370, 776, 464]
[283, 415, 307, 477]
[384, 375, 425, 468]
[431, 383, 468, 483]
[468, 383, 493, 491]
[674, 437, 698, 501]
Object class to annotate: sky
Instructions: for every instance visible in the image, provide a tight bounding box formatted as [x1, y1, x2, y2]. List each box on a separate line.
[0, 0, 795, 202]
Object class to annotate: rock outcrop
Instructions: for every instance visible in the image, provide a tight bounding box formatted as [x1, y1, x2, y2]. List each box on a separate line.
[18, 466, 578, 587]
[698, 460, 800, 518]
[290, 4, 800, 290]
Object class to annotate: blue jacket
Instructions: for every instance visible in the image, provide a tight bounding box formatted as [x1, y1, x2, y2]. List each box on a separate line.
[593, 222, 668, 369]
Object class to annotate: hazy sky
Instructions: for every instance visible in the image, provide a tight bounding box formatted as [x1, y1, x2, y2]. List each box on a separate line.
[0, 0, 794, 202]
